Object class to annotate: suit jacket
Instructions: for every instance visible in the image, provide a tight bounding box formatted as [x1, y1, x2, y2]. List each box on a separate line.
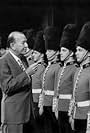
[0, 51, 32, 124]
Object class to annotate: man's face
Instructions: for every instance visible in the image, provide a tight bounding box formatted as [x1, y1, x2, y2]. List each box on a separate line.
[12, 33, 28, 55]
[46, 49, 56, 60]
[33, 50, 41, 62]
[75, 46, 88, 62]
[60, 47, 70, 61]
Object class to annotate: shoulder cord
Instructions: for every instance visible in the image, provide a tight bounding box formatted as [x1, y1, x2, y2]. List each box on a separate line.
[42, 62, 51, 92]
[52, 63, 66, 115]
[57, 63, 67, 96]
[38, 62, 51, 108]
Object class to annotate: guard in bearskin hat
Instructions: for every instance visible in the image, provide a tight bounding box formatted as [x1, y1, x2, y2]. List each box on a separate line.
[31, 30, 48, 133]
[52, 24, 78, 133]
[38, 26, 60, 133]
[69, 22, 90, 133]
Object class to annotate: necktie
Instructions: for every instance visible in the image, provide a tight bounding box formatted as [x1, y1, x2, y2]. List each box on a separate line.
[17, 59, 26, 71]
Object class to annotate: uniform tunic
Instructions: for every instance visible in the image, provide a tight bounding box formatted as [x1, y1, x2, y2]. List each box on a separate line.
[72, 63, 90, 132]
[44, 63, 60, 106]
[31, 63, 46, 133]
[42, 62, 60, 133]
[32, 63, 46, 103]
[54, 62, 76, 133]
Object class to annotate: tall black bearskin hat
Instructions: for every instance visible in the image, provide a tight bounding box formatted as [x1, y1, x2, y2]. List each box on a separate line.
[60, 24, 78, 52]
[33, 30, 46, 54]
[44, 26, 60, 51]
[22, 29, 36, 49]
[76, 22, 90, 51]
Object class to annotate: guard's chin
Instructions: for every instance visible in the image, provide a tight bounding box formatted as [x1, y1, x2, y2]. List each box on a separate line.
[60, 58, 64, 61]
[76, 59, 80, 63]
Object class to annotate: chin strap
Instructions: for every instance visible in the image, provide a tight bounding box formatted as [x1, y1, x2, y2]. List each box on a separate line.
[63, 52, 73, 63]
[48, 51, 59, 62]
[79, 51, 88, 64]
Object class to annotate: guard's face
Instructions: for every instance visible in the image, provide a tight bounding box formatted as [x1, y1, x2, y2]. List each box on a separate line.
[60, 47, 70, 61]
[13, 34, 28, 55]
[46, 50, 56, 60]
[33, 50, 41, 62]
[75, 46, 88, 62]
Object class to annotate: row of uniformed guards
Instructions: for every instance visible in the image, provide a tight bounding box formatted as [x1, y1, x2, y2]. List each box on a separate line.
[31, 25, 77, 133]
[30, 22, 90, 133]
[31, 25, 75, 133]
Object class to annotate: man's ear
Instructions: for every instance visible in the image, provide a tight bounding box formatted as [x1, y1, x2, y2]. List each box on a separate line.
[10, 42, 15, 50]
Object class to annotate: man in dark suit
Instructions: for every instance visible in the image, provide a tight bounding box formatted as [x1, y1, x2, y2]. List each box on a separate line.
[0, 31, 39, 133]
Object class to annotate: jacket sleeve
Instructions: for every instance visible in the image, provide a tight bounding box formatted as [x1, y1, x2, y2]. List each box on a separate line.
[0, 59, 31, 96]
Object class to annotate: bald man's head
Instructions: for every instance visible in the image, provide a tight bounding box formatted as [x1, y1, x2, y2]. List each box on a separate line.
[7, 31, 26, 48]
[7, 31, 28, 55]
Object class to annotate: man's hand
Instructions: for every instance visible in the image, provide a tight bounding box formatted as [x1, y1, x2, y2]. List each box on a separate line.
[26, 62, 39, 76]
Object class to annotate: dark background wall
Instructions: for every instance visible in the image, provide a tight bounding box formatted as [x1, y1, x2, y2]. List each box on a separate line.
[0, 0, 90, 47]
